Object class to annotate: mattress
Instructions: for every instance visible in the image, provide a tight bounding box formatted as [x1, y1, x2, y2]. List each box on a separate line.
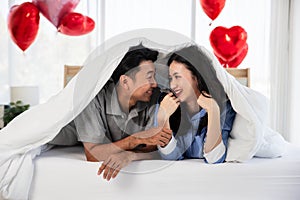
[29, 143, 300, 200]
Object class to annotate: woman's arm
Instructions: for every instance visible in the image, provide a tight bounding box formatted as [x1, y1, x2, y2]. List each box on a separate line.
[199, 98, 236, 164]
[203, 103, 222, 153]
[197, 93, 222, 154]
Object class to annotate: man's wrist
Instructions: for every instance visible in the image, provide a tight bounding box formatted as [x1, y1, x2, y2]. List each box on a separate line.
[122, 150, 135, 160]
[129, 151, 136, 160]
[127, 134, 143, 150]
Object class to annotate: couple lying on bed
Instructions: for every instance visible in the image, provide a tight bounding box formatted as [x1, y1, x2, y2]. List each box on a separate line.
[50, 44, 236, 181]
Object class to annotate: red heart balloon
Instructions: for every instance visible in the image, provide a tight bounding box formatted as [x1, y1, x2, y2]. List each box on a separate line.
[200, 0, 226, 20]
[210, 26, 247, 63]
[227, 44, 248, 68]
[58, 12, 95, 36]
[216, 43, 248, 68]
[8, 2, 40, 51]
[32, 0, 80, 27]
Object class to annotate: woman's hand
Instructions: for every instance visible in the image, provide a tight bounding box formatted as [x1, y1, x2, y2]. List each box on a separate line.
[159, 93, 180, 118]
[196, 92, 219, 112]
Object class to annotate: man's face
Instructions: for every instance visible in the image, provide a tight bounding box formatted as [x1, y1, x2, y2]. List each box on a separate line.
[128, 60, 157, 103]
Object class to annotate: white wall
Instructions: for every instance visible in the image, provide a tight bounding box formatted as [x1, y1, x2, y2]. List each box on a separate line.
[289, 0, 300, 145]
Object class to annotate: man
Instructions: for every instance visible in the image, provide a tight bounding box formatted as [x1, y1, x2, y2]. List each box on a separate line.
[50, 44, 172, 181]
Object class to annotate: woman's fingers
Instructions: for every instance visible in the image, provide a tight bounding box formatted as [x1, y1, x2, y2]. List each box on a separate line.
[157, 128, 173, 147]
[163, 127, 173, 134]
[197, 93, 219, 111]
[161, 94, 180, 117]
[160, 136, 170, 144]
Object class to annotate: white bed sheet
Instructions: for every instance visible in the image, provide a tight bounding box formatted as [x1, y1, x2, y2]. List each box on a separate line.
[30, 143, 300, 200]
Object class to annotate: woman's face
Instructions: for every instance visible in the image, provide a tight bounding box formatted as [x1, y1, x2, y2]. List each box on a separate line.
[169, 61, 200, 103]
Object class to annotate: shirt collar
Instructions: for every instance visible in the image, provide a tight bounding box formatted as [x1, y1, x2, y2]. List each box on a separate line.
[105, 83, 148, 116]
[188, 108, 207, 121]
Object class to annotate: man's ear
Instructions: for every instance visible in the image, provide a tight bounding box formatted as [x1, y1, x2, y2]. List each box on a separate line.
[119, 75, 129, 90]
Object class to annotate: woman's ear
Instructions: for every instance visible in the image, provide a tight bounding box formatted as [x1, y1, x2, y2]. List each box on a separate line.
[119, 75, 129, 90]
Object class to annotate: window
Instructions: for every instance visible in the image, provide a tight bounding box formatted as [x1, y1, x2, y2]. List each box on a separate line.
[0, 0, 271, 103]
[195, 0, 271, 97]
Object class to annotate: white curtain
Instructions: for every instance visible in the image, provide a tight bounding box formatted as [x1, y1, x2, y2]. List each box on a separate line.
[269, 0, 291, 142]
[288, 0, 300, 145]
[0, 1, 10, 104]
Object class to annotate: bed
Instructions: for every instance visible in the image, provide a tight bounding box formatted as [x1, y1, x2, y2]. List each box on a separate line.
[29, 143, 300, 200]
[0, 38, 297, 200]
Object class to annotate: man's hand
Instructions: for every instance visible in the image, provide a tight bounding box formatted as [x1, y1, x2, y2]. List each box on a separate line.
[134, 127, 172, 147]
[97, 151, 134, 181]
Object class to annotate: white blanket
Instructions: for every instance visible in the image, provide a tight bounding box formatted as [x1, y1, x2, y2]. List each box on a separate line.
[0, 38, 286, 200]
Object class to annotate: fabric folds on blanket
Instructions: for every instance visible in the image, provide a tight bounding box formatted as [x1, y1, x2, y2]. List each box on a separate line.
[0, 37, 286, 200]
[199, 46, 286, 161]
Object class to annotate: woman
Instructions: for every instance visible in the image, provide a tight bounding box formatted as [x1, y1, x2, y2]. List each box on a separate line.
[156, 45, 236, 164]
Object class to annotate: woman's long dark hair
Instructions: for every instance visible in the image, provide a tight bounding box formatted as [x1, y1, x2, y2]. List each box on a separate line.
[167, 45, 228, 134]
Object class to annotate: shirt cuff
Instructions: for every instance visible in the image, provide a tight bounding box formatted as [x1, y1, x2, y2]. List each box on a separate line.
[157, 135, 177, 155]
[203, 142, 226, 164]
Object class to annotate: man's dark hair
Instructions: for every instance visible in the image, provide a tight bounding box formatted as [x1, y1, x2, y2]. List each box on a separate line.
[111, 44, 159, 84]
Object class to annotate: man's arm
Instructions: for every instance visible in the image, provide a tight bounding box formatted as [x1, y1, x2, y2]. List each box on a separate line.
[83, 133, 141, 162]
[83, 127, 172, 162]
[94, 128, 172, 181]
[97, 150, 160, 181]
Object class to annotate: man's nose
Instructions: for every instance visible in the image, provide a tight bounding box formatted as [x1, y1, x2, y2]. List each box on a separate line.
[151, 80, 157, 88]
[151, 78, 157, 88]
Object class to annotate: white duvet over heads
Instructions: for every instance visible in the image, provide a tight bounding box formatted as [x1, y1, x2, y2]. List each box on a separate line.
[0, 29, 286, 200]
